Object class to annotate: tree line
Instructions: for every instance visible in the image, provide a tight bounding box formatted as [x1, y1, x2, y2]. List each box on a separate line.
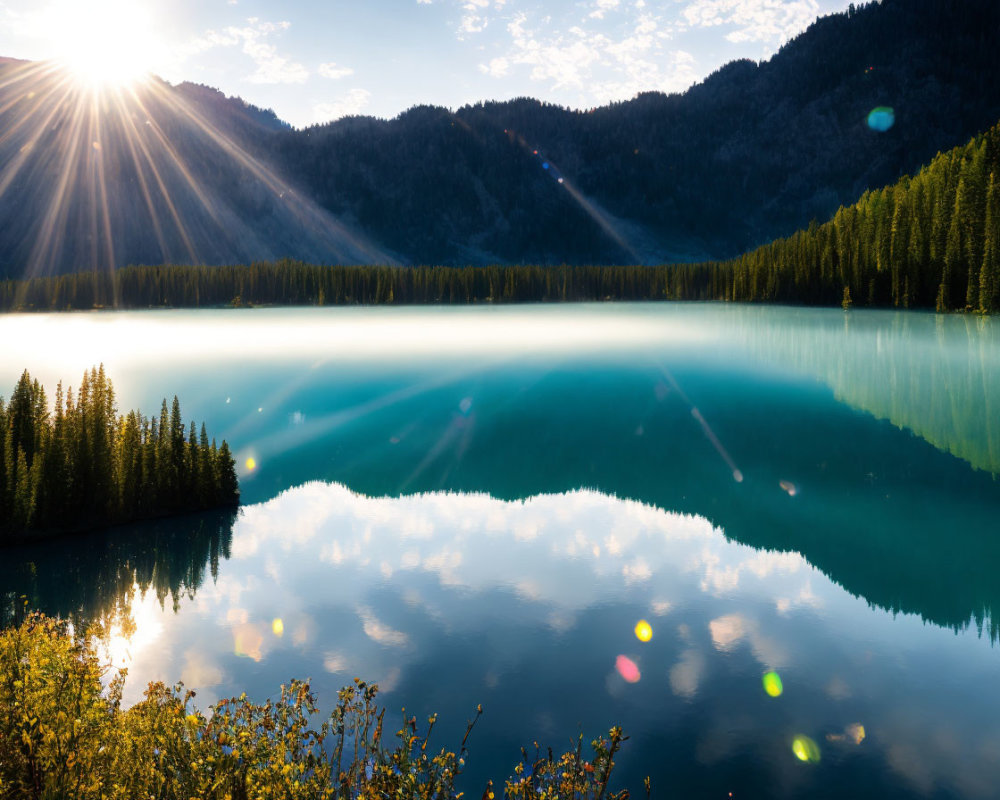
[0, 366, 239, 539]
[713, 119, 1000, 311]
[0, 121, 997, 312]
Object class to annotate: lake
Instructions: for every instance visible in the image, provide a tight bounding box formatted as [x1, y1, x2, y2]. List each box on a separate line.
[2, 303, 999, 798]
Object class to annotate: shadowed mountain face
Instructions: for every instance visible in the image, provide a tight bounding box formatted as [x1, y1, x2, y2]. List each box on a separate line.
[0, 64, 393, 278]
[1, 0, 999, 275]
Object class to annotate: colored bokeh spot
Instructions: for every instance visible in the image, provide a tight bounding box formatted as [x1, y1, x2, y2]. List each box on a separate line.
[634, 619, 653, 642]
[792, 735, 821, 763]
[615, 654, 641, 683]
[272, 618, 284, 637]
[245, 457, 256, 471]
[867, 106, 895, 132]
[763, 670, 783, 697]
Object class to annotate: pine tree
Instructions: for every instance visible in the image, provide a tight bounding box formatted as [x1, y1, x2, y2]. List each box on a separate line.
[979, 173, 999, 313]
[1, 369, 240, 538]
[215, 441, 240, 505]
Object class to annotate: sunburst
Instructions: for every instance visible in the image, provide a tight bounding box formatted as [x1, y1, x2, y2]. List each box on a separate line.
[45, 0, 162, 89]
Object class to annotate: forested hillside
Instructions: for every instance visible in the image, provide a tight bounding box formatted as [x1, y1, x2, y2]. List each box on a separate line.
[0, 0, 998, 274]
[696, 121, 1000, 311]
[279, 0, 1000, 266]
[3, 120, 997, 312]
[0, 67, 390, 279]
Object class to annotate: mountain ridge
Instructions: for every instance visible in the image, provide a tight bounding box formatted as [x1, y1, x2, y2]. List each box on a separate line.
[1, 0, 999, 275]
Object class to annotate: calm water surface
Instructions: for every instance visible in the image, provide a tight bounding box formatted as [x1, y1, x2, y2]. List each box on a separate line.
[2, 303, 999, 798]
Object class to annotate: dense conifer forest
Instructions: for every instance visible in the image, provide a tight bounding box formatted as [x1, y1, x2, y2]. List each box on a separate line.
[0, 367, 239, 540]
[0, 120, 997, 312]
[698, 118, 1000, 311]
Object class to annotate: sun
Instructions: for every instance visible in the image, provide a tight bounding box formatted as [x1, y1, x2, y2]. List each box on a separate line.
[46, 0, 162, 89]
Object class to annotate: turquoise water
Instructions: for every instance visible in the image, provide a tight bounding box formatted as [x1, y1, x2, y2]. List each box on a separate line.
[2, 304, 999, 798]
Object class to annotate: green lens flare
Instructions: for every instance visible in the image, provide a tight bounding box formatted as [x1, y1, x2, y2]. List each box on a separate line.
[792, 735, 821, 763]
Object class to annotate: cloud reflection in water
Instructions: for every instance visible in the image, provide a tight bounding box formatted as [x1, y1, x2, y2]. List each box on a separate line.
[99, 482, 1000, 798]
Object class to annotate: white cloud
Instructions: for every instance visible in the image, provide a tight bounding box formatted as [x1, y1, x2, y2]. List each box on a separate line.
[317, 62, 354, 80]
[452, 0, 508, 38]
[313, 88, 372, 122]
[357, 606, 410, 647]
[478, 56, 510, 77]
[498, 9, 697, 102]
[589, 0, 621, 20]
[184, 18, 308, 85]
[680, 0, 819, 44]
[669, 648, 706, 698]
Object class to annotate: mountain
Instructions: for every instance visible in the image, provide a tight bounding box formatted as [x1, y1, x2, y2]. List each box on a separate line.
[0, 64, 393, 278]
[1, 0, 999, 276]
[3, 122, 1000, 314]
[282, 0, 1000, 266]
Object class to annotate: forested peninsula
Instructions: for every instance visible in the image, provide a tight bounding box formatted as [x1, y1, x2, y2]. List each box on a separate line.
[1, 122, 998, 314]
[0, 366, 239, 541]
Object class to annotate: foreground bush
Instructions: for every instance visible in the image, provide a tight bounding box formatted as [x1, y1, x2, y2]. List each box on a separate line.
[0, 614, 629, 800]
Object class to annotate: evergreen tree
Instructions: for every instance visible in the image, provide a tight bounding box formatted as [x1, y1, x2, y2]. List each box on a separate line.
[979, 173, 999, 313]
[0, 369, 240, 539]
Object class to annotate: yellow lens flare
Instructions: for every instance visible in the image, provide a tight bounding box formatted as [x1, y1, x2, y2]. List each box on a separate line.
[245, 457, 257, 471]
[762, 670, 783, 697]
[791, 735, 821, 763]
[634, 619, 653, 642]
[44, 0, 162, 89]
[272, 618, 284, 637]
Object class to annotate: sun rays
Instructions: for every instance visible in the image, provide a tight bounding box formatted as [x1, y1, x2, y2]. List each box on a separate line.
[0, 54, 390, 303]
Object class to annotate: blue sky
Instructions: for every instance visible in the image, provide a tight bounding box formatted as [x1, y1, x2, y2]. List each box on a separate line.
[1, 0, 853, 128]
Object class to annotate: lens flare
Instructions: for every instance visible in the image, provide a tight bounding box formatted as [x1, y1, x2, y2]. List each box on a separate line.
[779, 480, 798, 496]
[762, 671, 783, 697]
[233, 624, 264, 661]
[634, 619, 653, 642]
[615, 654, 641, 683]
[245, 457, 257, 471]
[791, 735, 821, 763]
[827, 723, 866, 745]
[867, 107, 895, 132]
[272, 618, 284, 637]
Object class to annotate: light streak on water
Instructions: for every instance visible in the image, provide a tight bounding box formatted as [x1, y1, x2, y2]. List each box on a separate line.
[658, 364, 744, 483]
